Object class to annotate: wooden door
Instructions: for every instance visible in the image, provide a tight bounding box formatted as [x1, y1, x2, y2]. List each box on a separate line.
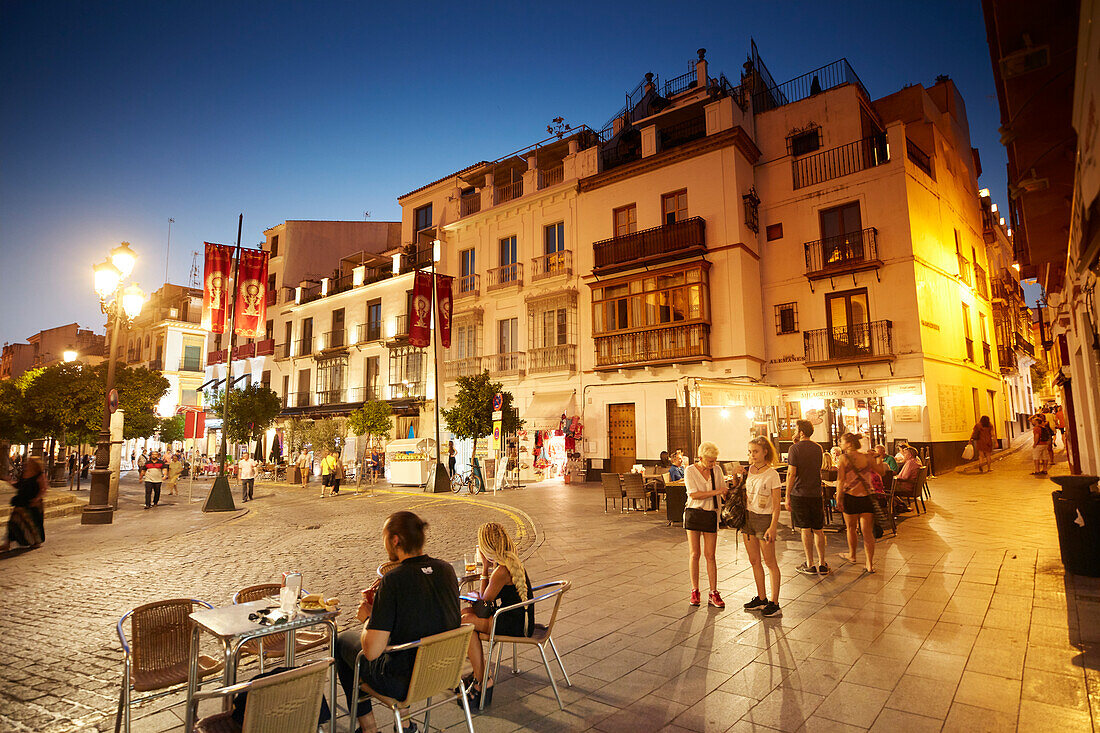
[608, 403, 637, 473]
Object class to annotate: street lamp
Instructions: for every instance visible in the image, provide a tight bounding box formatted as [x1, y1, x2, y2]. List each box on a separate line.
[63, 348, 77, 363]
[82, 242, 146, 525]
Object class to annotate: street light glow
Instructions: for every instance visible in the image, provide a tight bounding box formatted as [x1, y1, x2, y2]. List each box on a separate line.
[93, 258, 121, 298]
[121, 283, 146, 320]
[110, 241, 137, 278]
[63, 349, 77, 362]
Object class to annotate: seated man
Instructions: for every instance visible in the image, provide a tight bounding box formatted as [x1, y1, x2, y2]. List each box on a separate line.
[336, 511, 460, 733]
[875, 445, 898, 473]
[669, 450, 686, 481]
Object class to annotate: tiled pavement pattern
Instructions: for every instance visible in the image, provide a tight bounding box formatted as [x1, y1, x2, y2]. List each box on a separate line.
[2, 434, 1098, 732]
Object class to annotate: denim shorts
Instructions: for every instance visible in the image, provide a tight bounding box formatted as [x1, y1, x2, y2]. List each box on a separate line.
[741, 511, 774, 537]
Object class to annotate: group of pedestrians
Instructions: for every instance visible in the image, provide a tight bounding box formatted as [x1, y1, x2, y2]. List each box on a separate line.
[137, 451, 185, 509]
[682, 420, 924, 618]
[1029, 405, 1065, 475]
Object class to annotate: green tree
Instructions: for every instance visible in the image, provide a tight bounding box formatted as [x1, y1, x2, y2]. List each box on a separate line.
[311, 417, 347, 454]
[207, 383, 282, 445]
[284, 417, 313, 455]
[442, 370, 523, 443]
[348, 400, 393, 465]
[22, 362, 102, 448]
[109, 364, 171, 440]
[0, 377, 32, 445]
[158, 415, 185, 444]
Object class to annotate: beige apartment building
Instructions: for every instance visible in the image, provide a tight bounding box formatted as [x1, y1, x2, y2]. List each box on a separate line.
[2, 323, 105, 380]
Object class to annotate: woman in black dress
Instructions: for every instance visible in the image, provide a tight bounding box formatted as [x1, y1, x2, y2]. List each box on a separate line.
[3, 457, 47, 552]
[460, 522, 532, 707]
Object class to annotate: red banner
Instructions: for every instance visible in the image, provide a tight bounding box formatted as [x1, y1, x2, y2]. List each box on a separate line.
[409, 270, 433, 348]
[202, 243, 233, 333]
[184, 410, 206, 440]
[234, 248, 270, 338]
[435, 274, 453, 348]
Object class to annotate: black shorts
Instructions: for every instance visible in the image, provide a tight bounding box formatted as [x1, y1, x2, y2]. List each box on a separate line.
[790, 495, 825, 530]
[842, 493, 875, 515]
[683, 507, 717, 533]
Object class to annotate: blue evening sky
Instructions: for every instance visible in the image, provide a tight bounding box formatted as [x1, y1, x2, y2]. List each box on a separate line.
[0, 0, 1024, 347]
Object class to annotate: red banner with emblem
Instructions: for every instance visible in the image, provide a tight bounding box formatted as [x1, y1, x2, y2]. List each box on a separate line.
[234, 248, 269, 338]
[409, 270, 433, 348]
[201, 243, 233, 333]
[435, 274, 453, 348]
[183, 410, 206, 440]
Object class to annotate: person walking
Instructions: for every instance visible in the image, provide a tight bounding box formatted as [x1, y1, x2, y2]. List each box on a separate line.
[970, 416, 996, 473]
[139, 450, 166, 510]
[1054, 405, 1067, 448]
[164, 452, 183, 496]
[297, 450, 310, 488]
[448, 440, 457, 477]
[837, 433, 883, 573]
[320, 449, 341, 496]
[67, 452, 77, 490]
[80, 452, 90, 480]
[238, 453, 258, 502]
[684, 441, 728, 608]
[742, 437, 783, 617]
[786, 420, 827, 576]
[1031, 415, 1053, 475]
[2, 456, 48, 552]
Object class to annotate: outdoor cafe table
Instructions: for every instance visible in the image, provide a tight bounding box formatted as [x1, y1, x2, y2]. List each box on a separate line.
[185, 598, 339, 732]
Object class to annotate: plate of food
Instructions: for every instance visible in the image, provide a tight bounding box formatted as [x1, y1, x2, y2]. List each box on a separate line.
[299, 594, 339, 613]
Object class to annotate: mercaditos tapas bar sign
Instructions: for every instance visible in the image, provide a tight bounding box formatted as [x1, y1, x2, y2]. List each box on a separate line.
[782, 382, 923, 401]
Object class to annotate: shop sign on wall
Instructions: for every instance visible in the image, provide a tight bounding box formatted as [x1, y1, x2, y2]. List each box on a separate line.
[892, 405, 922, 422]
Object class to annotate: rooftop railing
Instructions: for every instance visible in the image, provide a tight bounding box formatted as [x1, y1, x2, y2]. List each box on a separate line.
[460, 194, 482, 217]
[494, 180, 523, 205]
[537, 165, 564, 189]
[906, 138, 933, 176]
[752, 58, 869, 113]
[659, 116, 706, 152]
[663, 67, 698, 97]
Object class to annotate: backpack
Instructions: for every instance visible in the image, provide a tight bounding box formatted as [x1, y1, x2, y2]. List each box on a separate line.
[1040, 424, 1054, 443]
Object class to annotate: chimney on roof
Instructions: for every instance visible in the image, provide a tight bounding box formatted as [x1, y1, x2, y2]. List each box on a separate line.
[696, 48, 708, 87]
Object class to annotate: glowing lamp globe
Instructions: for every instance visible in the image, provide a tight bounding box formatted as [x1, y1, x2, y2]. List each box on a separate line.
[121, 284, 146, 320]
[110, 241, 137, 278]
[93, 259, 121, 298]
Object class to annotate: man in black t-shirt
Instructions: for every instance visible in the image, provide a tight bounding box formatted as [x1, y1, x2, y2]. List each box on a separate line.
[335, 511, 460, 733]
[785, 420, 828, 575]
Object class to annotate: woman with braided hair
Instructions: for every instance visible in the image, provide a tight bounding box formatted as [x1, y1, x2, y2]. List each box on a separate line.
[459, 521, 533, 708]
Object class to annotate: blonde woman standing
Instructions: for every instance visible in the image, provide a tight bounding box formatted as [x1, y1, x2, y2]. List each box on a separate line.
[741, 437, 783, 617]
[460, 522, 532, 708]
[837, 432, 884, 573]
[684, 441, 728, 608]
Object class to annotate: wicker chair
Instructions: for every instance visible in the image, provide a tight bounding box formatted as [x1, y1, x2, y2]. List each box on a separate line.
[601, 473, 624, 513]
[353, 625, 476, 733]
[621, 472, 650, 512]
[191, 658, 332, 733]
[477, 580, 572, 711]
[115, 598, 224, 733]
[893, 467, 928, 514]
[232, 584, 328, 673]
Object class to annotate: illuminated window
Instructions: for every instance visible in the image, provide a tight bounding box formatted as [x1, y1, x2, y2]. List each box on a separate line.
[661, 190, 688, 225]
[613, 204, 637, 237]
[592, 264, 709, 335]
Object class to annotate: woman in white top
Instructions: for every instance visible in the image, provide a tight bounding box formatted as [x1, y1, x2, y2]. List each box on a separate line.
[683, 441, 729, 608]
[741, 436, 783, 618]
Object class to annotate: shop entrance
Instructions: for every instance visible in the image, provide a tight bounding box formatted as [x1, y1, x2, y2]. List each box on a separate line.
[826, 397, 886, 447]
[608, 403, 636, 473]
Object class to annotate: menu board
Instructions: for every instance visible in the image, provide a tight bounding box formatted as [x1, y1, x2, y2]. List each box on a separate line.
[937, 384, 969, 434]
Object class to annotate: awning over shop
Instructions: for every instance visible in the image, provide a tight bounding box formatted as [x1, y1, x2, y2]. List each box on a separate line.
[684, 378, 781, 409]
[525, 390, 577, 431]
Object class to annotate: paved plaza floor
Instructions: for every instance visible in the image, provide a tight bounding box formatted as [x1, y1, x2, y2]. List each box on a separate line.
[1, 436, 1097, 732]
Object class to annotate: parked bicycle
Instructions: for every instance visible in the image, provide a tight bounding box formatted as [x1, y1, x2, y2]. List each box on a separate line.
[451, 466, 483, 494]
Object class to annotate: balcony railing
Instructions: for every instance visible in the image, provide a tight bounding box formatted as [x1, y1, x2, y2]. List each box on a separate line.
[330, 274, 354, 295]
[992, 275, 1024, 303]
[300, 283, 323, 304]
[207, 349, 227, 364]
[487, 263, 523, 291]
[906, 138, 933, 176]
[494, 180, 523, 205]
[803, 227, 881, 280]
[531, 250, 572, 281]
[401, 246, 433, 273]
[1015, 332, 1034, 356]
[974, 265, 988, 299]
[318, 330, 346, 350]
[664, 68, 698, 97]
[803, 320, 894, 366]
[595, 323, 711, 369]
[460, 194, 482, 217]
[957, 254, 973, 286]
[255, 338, 275, 357]
[752, 58, 869, 113]
[355, 322, 383, 344]
[792, 134, 888, 189]
[998, 346, 1016, 373]
[444, 356, 485, 381]
[389, 381, 425, 400]
[274, 342, 291, 361]
[493, 351, 526, 377]
[288, 391, 311, 408]
[266, 290, 277, 307]
[455, 274, 480, 299]
[393, 313, 409, 338]
[232, 343, 255, 360]
[295, 338, 312, 357]
[149, 358, 163, 371]
[593, 216, 706, 274]
[538, 165, 564, 189]
[983, 342, 992, 370]
[659, 116, 706, 152]
[528, 344, 577, 374]
[178, 358, 204, 372]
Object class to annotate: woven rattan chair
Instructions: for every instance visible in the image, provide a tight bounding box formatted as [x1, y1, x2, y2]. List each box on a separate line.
[353, 625, 476, 733]
[115, 598, 224, 733]
[232, 584, 328, 673]
[601, 473, 623, 512]
[477, 580, 571, 711]
[621, 472, 650, 513]
[190, 658, 332, 733]
[893, 467, 928, 514]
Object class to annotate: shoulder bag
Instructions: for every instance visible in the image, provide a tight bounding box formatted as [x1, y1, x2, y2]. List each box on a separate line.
[719, 472, 747, 530]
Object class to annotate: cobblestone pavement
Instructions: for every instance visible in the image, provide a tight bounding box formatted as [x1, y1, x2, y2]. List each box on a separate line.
[3, 436, 1099, 732]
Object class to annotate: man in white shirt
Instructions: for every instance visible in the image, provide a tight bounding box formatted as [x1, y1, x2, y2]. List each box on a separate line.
[239, 454, 259, 502]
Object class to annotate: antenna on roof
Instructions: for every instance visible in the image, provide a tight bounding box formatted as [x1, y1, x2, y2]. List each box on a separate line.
[189, 251, 200, 288]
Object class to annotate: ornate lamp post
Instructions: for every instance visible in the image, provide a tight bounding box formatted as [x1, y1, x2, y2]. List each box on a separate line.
[82, 242, 145, 525]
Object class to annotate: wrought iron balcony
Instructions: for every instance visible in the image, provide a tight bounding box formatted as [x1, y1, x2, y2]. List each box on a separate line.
[592, 217, 706, 275]
[318, 330, 346, 351]
[792, 134, 888, 189]
[974, 265, 989, 299]
[957, 254, 973, 286]
[1015, 332, 1034, 356]
[178, 357, 204, 372]
[538, 165, 564, 189]
[965, 337, 975, 362]
[998, 346, 1016, 373]
[460, 194, 482, 217]
[288, 391, 311, 408]
[983, 342, 992, 370]
[444, 356, 485, 381]
[274, 342, 291, 361]
[455, 274, 480, 299]
[389, 314, 409, 342]
[487, 263, 523, 291]
[906, 138, 933, 176]
[531, 250, 572, 281]
[528, 344, 577, 374]
[494, 180, 523, 205]
[295, 339, 312, 357]
[266, 290, 277, 307]
[389, 381, 425, 400]
[595, 323, 710, 369]
[493, 351, 526, 377]
[752, 57, 869, 113]
[803, 320, 894, 367]
[299, 283, 322, 304]
[355, 322, 383, 344]
[803, 227, 881, 281]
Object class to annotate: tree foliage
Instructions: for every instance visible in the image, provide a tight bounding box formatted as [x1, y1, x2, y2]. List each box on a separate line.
[0, 379, 31, 444]
[442, 371, 523, 441]
[348, 401, 393, 446]
[283, 417, 312, 454]
[207, 383, 282, 445]
[158, 415, 185, 444]
[311, 417, 347, 453]
[111, 364, 172, 440]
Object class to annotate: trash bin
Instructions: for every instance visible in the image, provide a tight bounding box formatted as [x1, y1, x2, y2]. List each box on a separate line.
[665, 485, 687, 526]
[1051, 475, 1100, 577]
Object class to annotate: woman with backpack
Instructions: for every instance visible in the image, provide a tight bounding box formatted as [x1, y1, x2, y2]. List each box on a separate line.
[1031, 415, 1052, 475]
[837, 432, 885, 574]
[970, 416, 996, 473]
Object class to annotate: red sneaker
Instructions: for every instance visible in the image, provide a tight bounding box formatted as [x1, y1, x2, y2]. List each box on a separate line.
[708, 591, 726, 609]
[689, 589, 701, 606]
